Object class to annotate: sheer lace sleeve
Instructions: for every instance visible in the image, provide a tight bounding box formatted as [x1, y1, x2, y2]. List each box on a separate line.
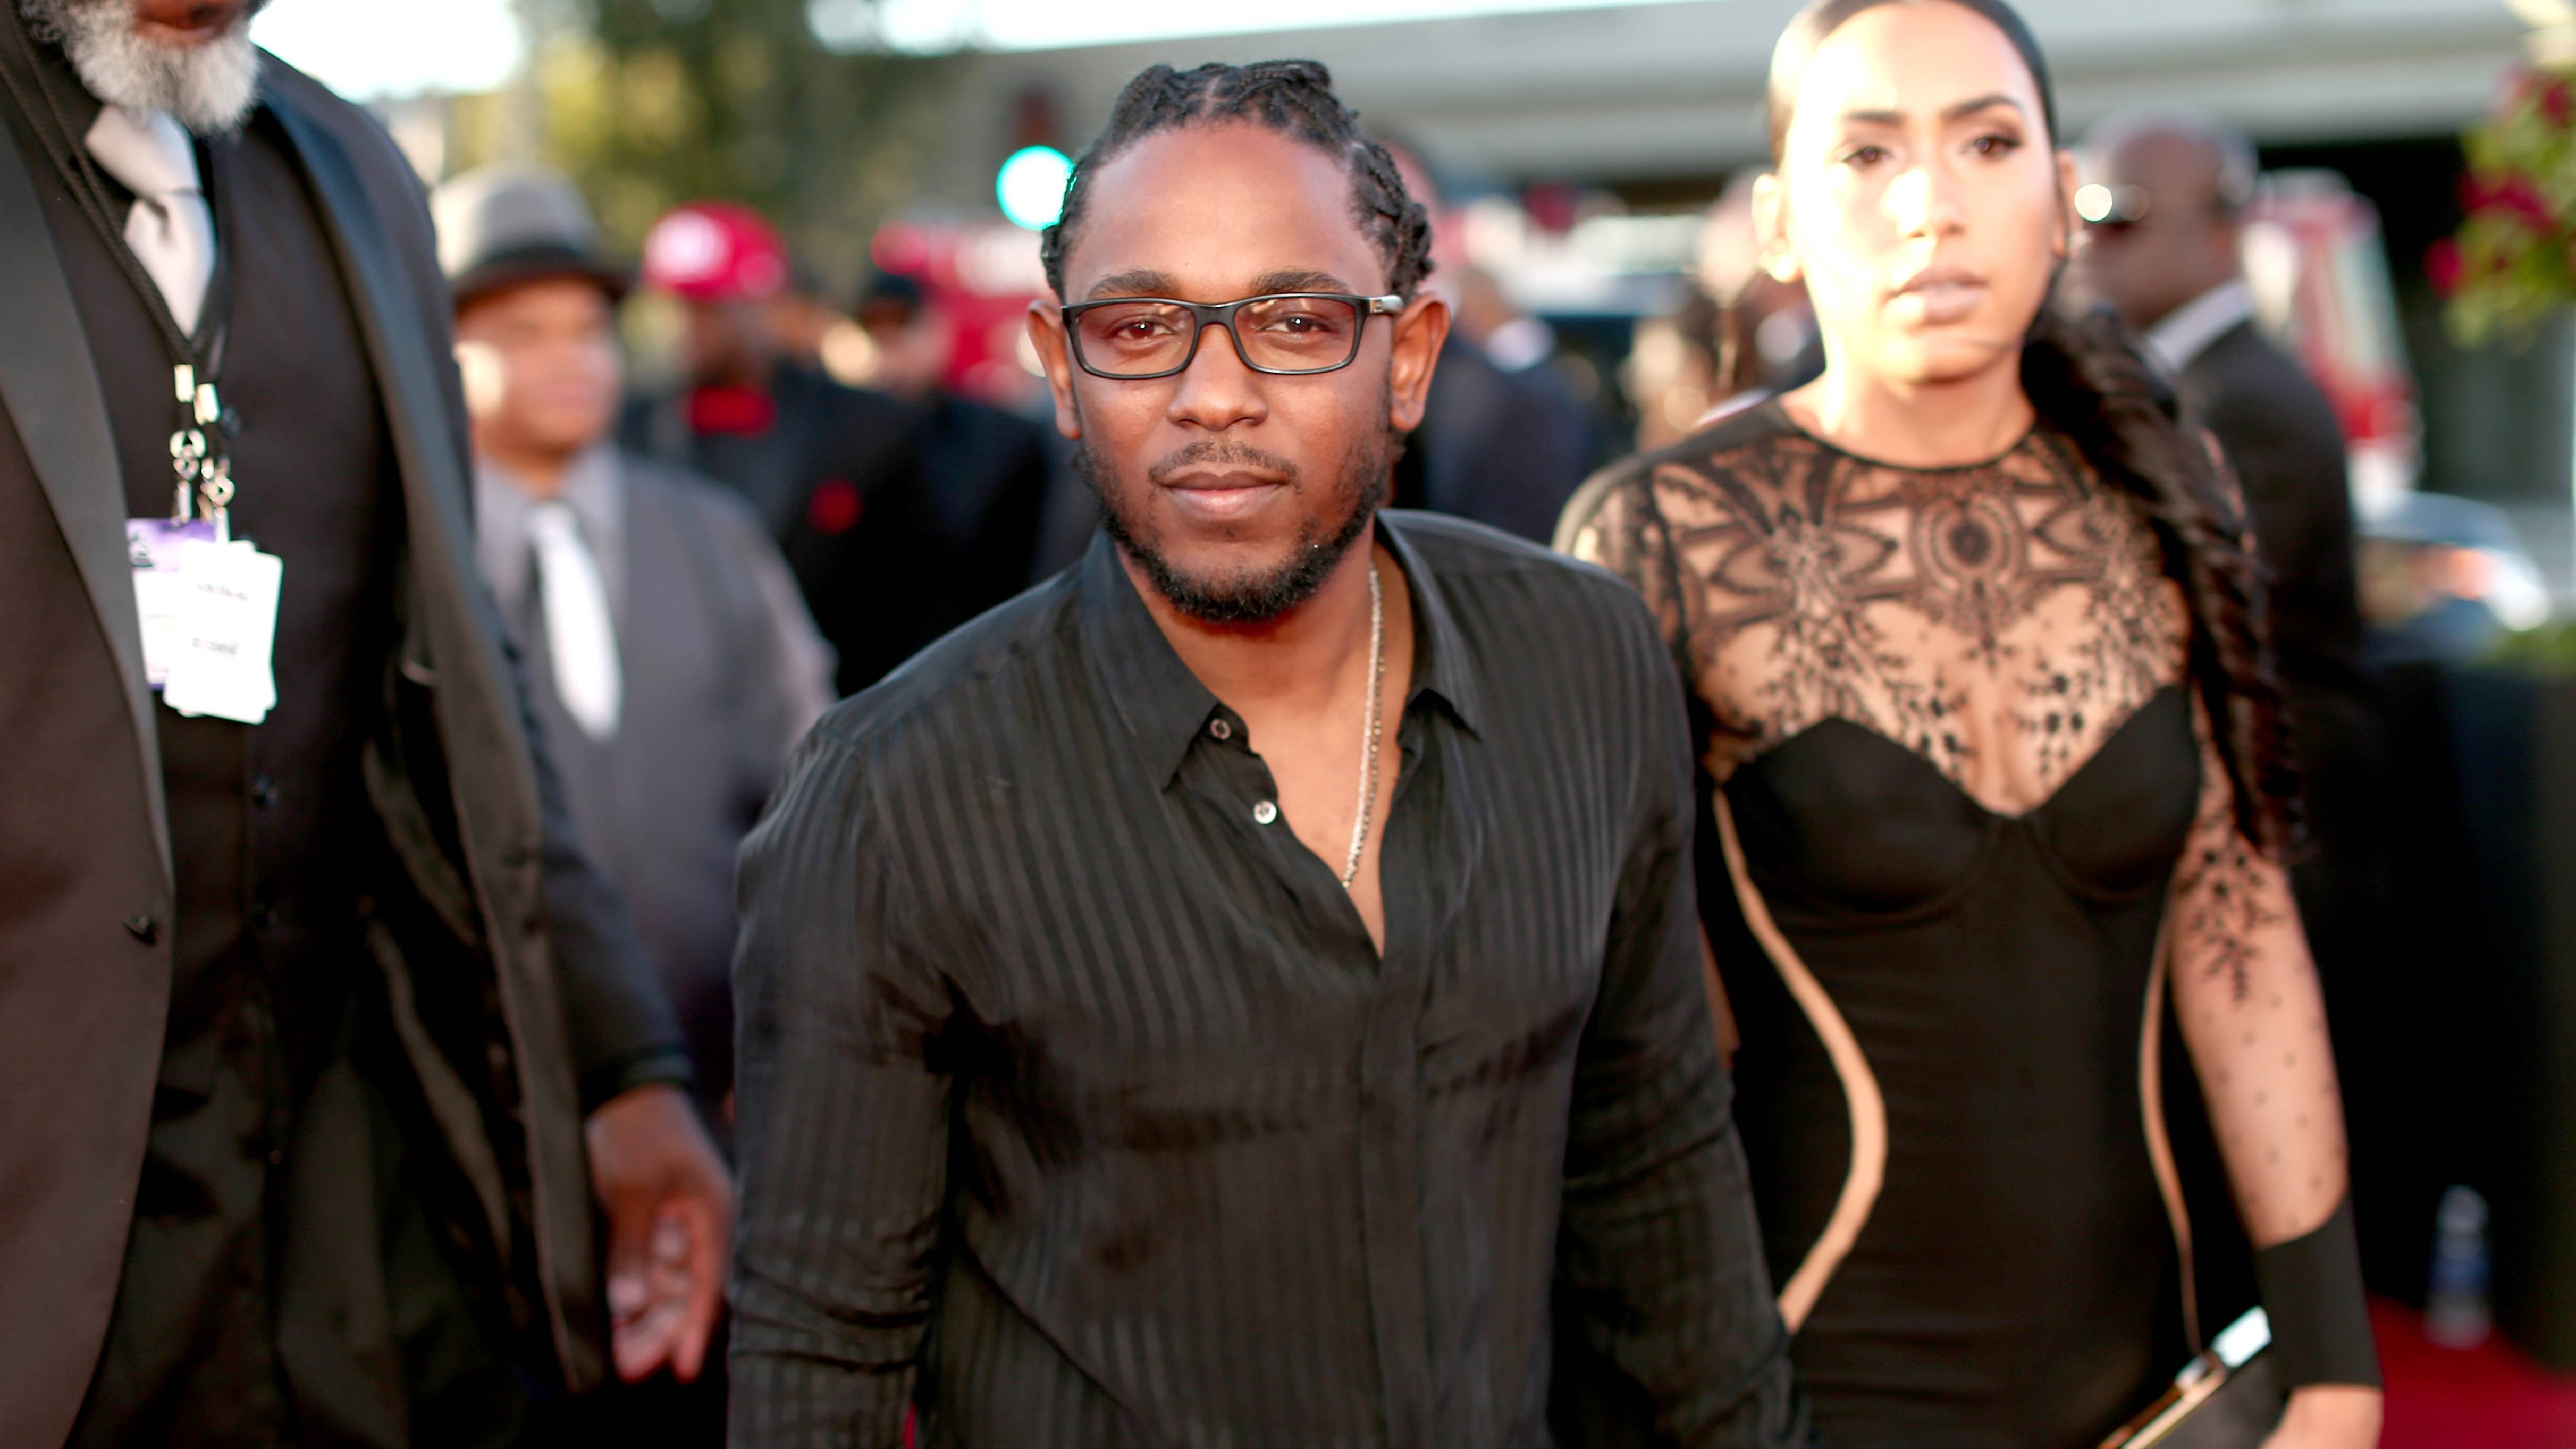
[1558, 465, 1691, 668]
[2167, 690, 2350, 1246]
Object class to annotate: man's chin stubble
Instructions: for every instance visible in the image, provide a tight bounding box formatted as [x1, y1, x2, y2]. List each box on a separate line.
[1080, 439, 1386, 627]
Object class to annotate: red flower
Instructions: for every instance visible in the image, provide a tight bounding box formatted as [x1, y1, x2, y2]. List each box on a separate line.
[2544, 78, 2572, 125]
[806, 477, 864, 535]
[2467, 174, 2558, 231]
[2428, 238, 2465, 298]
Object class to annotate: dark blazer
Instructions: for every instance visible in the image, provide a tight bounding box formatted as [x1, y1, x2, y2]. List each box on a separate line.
[2179, 319, 2367, 701]
[0, 54, 677, 1445]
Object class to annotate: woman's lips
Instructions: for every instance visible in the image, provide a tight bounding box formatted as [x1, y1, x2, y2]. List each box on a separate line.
[1889, 267, 1989, 327]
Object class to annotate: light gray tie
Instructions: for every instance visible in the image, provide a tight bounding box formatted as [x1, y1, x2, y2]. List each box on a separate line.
[526, 502, 622, 741]
[84, 105, 215, 335]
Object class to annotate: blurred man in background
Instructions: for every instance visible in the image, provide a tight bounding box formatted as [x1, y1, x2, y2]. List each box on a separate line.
[2075, 108, 2379, 970]
[436, 166, 835, 1138]
[0, 4, 729, 1444]
[1385, 144, 1593, 543]
[852, 269, 1054, 629]
[620, 202, 939, 692]
[1626, 172, 1822, 452]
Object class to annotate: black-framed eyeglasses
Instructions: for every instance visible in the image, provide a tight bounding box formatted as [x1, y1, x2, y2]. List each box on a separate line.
[1060, 292, 1405, 380]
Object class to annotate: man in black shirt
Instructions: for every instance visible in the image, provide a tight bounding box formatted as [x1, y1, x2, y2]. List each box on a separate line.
[730, 60, 1806, 1448]
[0, 4, 729, 1445]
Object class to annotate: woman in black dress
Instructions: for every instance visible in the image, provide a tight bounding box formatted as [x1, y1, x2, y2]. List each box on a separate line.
[1559, 3, 2381, 1444]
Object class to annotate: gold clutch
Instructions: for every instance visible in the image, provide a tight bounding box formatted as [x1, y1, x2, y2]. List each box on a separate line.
[2101, 1309, 2290, 1449]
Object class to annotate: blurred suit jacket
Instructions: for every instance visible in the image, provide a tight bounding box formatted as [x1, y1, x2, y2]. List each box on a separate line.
[0, 46, 678, 1446]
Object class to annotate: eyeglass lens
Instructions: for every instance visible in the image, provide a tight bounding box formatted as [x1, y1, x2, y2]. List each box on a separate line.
[1076, 296, 1364, 377]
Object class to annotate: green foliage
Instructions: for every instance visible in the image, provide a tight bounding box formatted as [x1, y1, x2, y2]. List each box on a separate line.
[525, 0, 956, 289]
[2486, 616, 2576, 675]
[2446, 68, 2576, 347]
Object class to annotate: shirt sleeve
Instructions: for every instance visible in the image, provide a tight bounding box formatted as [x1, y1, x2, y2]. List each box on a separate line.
[729, 728, 953, 1448]
[1556, 602, 1811, 1447]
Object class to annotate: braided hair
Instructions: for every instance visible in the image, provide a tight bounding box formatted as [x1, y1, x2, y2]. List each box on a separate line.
[1767, 0, 2300, 857]
[1039, 60, 1434, 303]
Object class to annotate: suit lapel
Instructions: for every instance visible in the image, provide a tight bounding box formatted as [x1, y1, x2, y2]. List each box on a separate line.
[0, 92, 172, 883]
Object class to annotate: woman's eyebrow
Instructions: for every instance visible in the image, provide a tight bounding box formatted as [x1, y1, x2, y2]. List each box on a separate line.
[1836, 94, 2026, 129]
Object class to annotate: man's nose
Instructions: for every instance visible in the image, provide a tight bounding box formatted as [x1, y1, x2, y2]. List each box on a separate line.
[1166, 321, 1268, 431]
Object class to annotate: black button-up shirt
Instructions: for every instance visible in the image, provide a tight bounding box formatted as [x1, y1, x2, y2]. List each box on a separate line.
[730, 516, 1806, 1447]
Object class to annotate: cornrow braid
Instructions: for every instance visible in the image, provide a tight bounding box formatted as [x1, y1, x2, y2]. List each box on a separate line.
[1040, 60, 1434, 302]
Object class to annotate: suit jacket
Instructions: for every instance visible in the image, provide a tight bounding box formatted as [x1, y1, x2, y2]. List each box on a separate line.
[621, 366, 940, 693]
[2178, 319, 2368, 702]
[0, 50, 679, 1445]
[479, 448, 832, 1107]
[1400, 334, 1595, 545]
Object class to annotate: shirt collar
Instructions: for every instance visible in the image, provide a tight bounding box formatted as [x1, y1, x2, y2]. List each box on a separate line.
[1075, 511, 1486, 788]
[2143, 279, 2255, 376]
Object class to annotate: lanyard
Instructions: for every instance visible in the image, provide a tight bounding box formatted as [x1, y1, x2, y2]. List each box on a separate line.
[0, 20, 241, 536]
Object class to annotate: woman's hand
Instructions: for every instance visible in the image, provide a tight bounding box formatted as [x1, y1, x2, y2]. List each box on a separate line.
[2260, 1384, 2383, 1448]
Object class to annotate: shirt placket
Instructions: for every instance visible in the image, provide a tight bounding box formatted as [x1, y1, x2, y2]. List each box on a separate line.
[1180, 703, 1446, 1445]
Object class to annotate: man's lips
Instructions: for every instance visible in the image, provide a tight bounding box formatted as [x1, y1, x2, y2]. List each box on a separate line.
[1158, 470, 1288, 523]
[136, 0, 248, 40]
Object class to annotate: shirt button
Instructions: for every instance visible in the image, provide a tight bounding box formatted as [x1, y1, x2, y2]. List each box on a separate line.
[251, 776, 279, 808]
[1209, 718, 1233, 742]
[1252, 799, 1279, 825]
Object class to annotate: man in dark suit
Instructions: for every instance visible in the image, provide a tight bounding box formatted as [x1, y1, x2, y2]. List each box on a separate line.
[620, 203, 940, 693]
[852, 269, 1056, 630]
[0, 3, 731, 1445]
[2076, 108, 2379, 963]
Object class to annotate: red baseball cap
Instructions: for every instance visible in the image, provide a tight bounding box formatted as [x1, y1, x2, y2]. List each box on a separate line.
[641, 201, 789, 302]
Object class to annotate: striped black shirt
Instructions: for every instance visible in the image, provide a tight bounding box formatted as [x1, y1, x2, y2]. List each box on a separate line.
[728, 515, 1807, 1447]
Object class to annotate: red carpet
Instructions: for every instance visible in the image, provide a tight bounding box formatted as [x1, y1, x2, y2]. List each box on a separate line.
[2378, 1298, 2576, 1448]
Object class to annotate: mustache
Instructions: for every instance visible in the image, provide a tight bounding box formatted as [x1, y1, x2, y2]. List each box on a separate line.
[1145, 439, 1301, 487]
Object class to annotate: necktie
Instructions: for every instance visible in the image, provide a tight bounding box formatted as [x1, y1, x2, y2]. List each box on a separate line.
[526, 502, 621, 741]
[83, 105, 215, 335]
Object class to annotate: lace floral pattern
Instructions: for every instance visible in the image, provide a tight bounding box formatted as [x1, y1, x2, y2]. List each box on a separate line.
[1567, 406, 2188, 811]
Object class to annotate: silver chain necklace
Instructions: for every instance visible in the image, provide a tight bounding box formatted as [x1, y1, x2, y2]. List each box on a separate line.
[1340, 558, 1386, 890]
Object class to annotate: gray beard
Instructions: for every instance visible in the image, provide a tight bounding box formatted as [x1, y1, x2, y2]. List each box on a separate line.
[19, 0, 265, 134]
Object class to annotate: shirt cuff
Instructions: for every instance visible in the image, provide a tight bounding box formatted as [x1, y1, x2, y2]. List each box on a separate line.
[579, 1045, 695, 1114]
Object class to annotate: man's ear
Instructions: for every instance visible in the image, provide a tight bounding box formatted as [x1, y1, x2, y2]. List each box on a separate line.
[1385, 292, 1451, 434]
[1026, 300, 1082, 440]
[1752, 172, 1800, 284]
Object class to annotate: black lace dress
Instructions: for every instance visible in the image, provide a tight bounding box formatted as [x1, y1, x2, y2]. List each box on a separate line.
[1563, 401, 2208, 1446]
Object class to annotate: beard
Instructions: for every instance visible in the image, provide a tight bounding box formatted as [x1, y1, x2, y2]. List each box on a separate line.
[19, 0, 267, 135]
[1079, 422, 1393, 627]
